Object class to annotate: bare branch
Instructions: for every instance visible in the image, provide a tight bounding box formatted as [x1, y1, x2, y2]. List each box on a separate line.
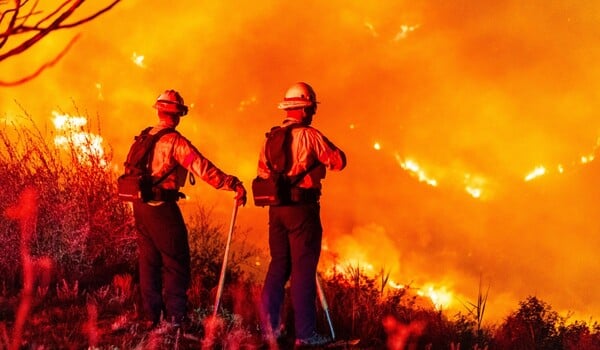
[57, 0, 120, 29]
[0, 0, 21, 50]
[0, 0, 84, 62]
[0, 33, 79, 86]
[0, 0, 121, 85]
[34, 0, 69, 29]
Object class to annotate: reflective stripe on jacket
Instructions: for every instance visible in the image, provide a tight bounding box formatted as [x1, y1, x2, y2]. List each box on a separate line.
[257, 120, 346, 190]
[148, 126, 236, 191]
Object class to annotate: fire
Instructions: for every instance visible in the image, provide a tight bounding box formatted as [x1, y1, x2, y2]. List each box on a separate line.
[464, 173, 486, 199]
[580, 154, 594, 164]
[373, 142, 381, 151]
[396, 156, 438, 187]
[388, 280, 405, 289]
[52, 111, 106, 167]
[131, 52, 145, 68]
[524, 166, 546, 181]
[521, 143, 599, 181]
[465, 186, 481, 198]
[417, 284, 453, 310]
[322, 241, 454, 312]
[393, 24, 420, 41]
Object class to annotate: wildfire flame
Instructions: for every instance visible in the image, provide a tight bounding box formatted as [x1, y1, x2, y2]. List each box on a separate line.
[321, 240, 454, 311]
[417, 285, 453, 310]
[463, 173, 487, 199]
[580, 154, 594, 164]
[131, 52, 146, 68]
[524, 166, 546, 181]
[52, 111, 106, 167]
[393, 24, 420, 41]
[397, 156, 438, 187]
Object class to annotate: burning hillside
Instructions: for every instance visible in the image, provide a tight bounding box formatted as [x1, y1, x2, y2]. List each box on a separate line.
[1, 0, 600, 324]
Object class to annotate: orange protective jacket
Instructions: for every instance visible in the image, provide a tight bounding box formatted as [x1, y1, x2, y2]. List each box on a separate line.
[147, 125, 238, 192]
[257, 119, 346, 190]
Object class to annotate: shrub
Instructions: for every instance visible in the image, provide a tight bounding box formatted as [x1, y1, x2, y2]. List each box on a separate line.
[185, 206, 264, 311]
[0, 110, 137, 291]
[494, 296, 563, 350]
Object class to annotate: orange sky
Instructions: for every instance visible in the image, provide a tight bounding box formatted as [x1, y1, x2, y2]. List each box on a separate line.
[2, 1, 600, 323]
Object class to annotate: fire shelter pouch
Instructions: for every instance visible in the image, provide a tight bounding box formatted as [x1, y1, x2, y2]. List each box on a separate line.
[251, 175, 290, 207]
[117, 173, 154, 202]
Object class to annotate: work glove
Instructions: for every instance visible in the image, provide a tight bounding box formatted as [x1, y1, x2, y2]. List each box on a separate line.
[234, 183, 247, 207]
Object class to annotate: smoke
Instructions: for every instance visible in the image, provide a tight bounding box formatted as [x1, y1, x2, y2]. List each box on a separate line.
[2, 0, 600, 322]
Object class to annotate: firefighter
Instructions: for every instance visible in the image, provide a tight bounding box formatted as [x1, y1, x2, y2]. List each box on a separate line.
[258, 82, 346, 346]
[132, 89, 247, 330]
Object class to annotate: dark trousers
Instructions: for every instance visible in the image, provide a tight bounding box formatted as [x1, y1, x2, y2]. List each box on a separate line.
[261, 203, 322, 339]
[133, 201, 190, 323]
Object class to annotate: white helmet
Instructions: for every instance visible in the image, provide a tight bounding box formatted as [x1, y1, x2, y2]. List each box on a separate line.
[153, 89, 188, 116]
[277, 82, 318, 110]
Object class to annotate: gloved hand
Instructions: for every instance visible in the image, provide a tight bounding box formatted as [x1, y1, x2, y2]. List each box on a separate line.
[234, 183, 247, 207]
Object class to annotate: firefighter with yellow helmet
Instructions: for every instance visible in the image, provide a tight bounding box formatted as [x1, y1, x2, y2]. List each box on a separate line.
[257, 82, 346, 346]
[132, 89, 246, 331]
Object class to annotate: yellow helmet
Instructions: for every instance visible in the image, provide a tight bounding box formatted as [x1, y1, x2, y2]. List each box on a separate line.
[153, 89, 188, 116]
[277, 82, 318, 110]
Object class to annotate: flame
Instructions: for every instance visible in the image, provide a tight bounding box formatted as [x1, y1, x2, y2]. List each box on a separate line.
[521, 144, 598, 181]
[465, 186, 481, 198]
[463, 173, 485, 198]
[397, 156, 438, 187]
[417, 284, 453, 310]
[52, 111, 106, 167]
[131, 52, 146, 68]
[5, 1, 600, 324]
[393, 24, 420, 41]
[388, 280, 405, 289]
[524, 166, 546, 181]
[373, 142, 381, 150]
[580, 154, 594, 164]
[322, 239, 454, 311]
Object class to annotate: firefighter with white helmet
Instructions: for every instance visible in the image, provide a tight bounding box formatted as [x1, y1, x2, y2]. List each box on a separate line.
[277, 82, 318, 110]
[153, 89, 189, 116]
[257, 82, 346, 346]
[131, 89, 246, 332]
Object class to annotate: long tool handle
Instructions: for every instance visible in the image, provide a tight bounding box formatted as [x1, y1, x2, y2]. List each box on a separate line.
[316, 274, 336, 340]
[212, 200, 239, 317]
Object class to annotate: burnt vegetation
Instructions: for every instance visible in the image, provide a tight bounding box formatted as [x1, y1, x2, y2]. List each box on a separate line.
[0, 111, 598, 349]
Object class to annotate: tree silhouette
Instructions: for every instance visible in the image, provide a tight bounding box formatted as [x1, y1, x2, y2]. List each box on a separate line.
[495, 296, 562, 350]
[0, 0, 120, 86]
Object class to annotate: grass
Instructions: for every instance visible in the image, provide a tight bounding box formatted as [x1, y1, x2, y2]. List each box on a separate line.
[0, 109, 599, 349]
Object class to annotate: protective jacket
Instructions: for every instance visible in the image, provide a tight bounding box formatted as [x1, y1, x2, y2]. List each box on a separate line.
[148, 125, 239, 194]
[257, 119, 346, 190]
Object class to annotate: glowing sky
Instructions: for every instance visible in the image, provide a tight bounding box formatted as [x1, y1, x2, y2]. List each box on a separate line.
[2, 1, 600, 323]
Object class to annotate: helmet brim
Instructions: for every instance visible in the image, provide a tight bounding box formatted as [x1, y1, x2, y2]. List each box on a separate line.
[153, 101, 188, 116]
[277, 100, 319, 110]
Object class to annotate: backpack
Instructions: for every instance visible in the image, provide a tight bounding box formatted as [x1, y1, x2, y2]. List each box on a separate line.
[252, 124, 316, 207]
[117, 127, 178, 202]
